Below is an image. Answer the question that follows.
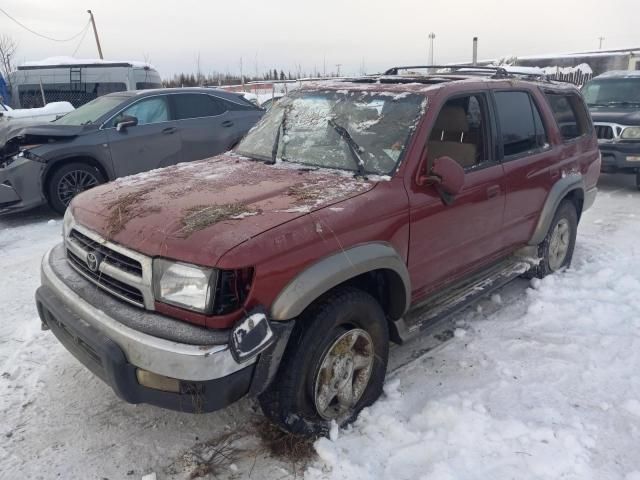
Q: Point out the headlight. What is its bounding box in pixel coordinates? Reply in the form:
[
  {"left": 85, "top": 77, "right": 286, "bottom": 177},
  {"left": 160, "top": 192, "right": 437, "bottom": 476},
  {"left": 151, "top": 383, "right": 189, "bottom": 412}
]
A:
[
  {"left": 62, "top": 207, "right": 74, "bottom": 238},
  {"left": 18, "top": 145, "right": 45, "bottom": 162},
  {"left": 621, "top": 127, "right": 640, "bottom": 140},
  {"left": 153, "top": 259, "right": 217, "bottom": 313}
]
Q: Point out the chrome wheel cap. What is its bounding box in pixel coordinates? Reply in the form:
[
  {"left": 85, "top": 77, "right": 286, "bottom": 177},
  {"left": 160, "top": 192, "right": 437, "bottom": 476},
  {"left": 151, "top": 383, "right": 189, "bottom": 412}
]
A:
[
  {"left": 313, "top": 329, "right": 374, "bottom": 421},
  {"left": 548, "top": 218, "right": 570, "bottom": 271}
]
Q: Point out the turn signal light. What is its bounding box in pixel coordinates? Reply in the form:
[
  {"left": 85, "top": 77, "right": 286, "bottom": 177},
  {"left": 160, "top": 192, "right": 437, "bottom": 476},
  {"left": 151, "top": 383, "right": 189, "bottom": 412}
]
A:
[{"left": 136, "top": 369, "right": 180, "bottom": 393}]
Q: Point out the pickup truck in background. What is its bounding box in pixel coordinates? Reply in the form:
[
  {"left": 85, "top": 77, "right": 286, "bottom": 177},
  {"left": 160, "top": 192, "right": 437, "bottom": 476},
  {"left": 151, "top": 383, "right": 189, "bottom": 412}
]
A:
[{"left": 583, "top": 70, "right": 640, "bottom": 188}]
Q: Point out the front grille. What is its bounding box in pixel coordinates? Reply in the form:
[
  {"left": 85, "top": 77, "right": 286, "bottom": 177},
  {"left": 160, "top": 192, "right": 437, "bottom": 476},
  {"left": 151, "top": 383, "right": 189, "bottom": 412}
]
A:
[
  {"left": 67, "top": 250, "right": 145, "bottom": 306},
  {"left": 595, "top": 124, "right": 614, "bottom": 140},
  {"left": 65, "top": 226, "right": 152, "bottom": 309},
  {"left": 70, "top": 229, "right": 142, "bottom": 276}
]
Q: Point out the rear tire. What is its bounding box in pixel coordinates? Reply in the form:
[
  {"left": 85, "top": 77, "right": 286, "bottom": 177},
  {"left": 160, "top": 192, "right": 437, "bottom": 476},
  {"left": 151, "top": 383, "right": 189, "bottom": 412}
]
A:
[
  {"left": 529, "top": 200, "right": 578, "bottom": 279},
  {"left": 46, "top": 162, "right": 105, "bottom": 215},
  {"left": 258, "top": 287, "right": 389, "bottom": 436}
]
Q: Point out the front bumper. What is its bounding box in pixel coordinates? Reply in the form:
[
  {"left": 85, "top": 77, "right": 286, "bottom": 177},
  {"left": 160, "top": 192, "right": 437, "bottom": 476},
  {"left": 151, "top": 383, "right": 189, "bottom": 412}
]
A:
[
  {"left": 37, "top": 245, "right": 258, "bottom": 412},
  {"left": 0, "top": 157, "right": 46, "bottom": 214},
  {"left": 598, "top": 142, "right": 640, "bottom": 173}
]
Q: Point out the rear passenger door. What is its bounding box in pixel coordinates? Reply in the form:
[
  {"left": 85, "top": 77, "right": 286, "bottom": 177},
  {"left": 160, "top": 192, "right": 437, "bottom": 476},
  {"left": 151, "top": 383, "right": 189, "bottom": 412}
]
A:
[
  {"left": 170, "top": 93, "right": 237, "bottom": 162},
  {"left": 408, "top": 92, "right": 507, "bottom": 300},
  {"left": 493, "top": 90, "right": 558, "bottom": 248}
]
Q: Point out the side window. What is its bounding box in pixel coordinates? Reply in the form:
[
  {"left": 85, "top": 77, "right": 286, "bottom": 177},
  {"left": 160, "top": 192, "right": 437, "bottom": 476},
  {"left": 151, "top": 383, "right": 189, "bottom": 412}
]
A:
[
  {"left": 494, "top": 91, "right": 548, "bottom": 158},
  {"left": 545, "top": 93, "right": 590, "bottom": 141},
  {"left": 173, "top": 94, "right": 226, "bottom": 120},
  {"left": 428, "top": 94, "right": 488, "bottom": 169},
  {"left": 112, "top": 96, "right": 169, "bottom": 126}
]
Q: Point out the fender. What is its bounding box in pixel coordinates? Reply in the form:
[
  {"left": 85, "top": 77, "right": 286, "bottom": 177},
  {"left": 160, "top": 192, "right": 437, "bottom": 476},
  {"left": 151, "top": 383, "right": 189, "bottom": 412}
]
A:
[
  {"left": 270, "top": 242, "right": 411, "bottom": 321},
  {"left": 528, "top": 173, "right": 584, "bottom": 246}
]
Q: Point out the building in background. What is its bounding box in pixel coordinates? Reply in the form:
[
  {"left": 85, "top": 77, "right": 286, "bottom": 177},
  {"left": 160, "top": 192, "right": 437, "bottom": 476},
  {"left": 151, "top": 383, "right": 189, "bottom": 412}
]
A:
[{"left": 484, "top": 47, "right": 640, "bottom": 85}]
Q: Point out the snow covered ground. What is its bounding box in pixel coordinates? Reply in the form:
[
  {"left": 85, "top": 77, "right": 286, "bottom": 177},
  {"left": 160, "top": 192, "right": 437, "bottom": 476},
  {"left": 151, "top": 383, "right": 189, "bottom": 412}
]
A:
[{"left": 1, "top": 174, "right": 640, "bottom": 479}]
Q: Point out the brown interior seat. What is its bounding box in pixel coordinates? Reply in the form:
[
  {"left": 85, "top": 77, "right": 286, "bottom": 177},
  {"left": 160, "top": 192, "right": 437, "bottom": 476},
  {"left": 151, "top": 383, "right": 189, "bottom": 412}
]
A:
[{"left": 428, "top": 106, "right": 477, "bottom": 168}]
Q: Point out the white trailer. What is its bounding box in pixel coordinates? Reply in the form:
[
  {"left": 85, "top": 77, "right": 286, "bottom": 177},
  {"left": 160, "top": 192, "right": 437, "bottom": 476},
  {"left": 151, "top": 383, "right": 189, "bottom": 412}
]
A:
[{"left": 8, "top": 57, "right": 162, "bottom": 109}]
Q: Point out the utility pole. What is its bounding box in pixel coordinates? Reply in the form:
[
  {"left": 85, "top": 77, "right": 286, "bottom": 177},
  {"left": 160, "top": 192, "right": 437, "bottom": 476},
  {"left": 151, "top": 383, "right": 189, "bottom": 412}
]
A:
[
  {"left": 335, "top": 63, "right": 342, "bottom": 77},
  {"left": 598, "top": 36, "right": 605, "bottom": 49},
  {"left": 428, "top": 32, "right": 436, "bottom": 65},
  {"left": 87, "top": 10, "right": 103, "bottom": 59}
]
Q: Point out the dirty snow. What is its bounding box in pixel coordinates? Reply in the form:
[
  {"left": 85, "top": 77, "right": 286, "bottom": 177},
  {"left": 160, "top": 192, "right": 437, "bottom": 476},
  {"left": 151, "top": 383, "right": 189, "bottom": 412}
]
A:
[{"left": 1, "top": 174, "right": 640, "bottom": 479}]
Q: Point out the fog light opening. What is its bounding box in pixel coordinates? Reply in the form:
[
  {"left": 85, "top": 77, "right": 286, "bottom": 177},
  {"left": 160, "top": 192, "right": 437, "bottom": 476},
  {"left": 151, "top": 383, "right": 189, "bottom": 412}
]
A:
[{"left": 136, "top": 369, "right": 181, "bottom": 393}]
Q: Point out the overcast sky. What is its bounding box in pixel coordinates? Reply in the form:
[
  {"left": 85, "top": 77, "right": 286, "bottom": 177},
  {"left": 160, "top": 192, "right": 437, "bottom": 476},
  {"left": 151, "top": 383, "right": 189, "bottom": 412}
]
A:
[{"left": 2, "top": 0, "right": 638, "bottom": 79}]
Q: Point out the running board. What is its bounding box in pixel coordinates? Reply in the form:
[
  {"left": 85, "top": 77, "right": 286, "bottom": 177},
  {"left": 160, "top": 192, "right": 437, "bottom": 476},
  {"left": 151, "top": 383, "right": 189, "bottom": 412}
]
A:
[{"left": 393, "top": 257, "right": 533, "bottom": 343}]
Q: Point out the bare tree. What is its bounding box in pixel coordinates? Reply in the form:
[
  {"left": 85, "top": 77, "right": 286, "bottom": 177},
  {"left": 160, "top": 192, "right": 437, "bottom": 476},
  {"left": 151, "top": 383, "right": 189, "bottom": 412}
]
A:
[{"left": 0, "top": 34, "right": 18, "bottom": 95}]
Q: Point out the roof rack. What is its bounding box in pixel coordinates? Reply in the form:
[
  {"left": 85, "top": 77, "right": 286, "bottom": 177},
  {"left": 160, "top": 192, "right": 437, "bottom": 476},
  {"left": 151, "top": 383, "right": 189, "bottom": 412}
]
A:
[{"left": 383, "top": 64, "right": 551, "bottom": 81}]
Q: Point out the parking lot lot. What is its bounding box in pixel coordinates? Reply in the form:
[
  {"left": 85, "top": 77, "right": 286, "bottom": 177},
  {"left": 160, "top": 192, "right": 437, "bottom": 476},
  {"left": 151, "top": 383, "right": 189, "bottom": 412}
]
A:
[{"left": 1, "top": 173, "right": 639, "bottom": 479}]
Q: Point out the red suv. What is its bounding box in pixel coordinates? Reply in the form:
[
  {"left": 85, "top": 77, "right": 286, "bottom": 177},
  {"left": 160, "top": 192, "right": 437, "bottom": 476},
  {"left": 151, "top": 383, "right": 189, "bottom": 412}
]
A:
[{"left": 35, "top": 66, "right": 600, "bottom": 435}]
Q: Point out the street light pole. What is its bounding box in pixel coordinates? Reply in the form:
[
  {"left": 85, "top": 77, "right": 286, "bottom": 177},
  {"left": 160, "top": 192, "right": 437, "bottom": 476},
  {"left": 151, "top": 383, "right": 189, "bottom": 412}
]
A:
[
  {"left": 87, "top": 10, "right": 104, "bottom": 59},
  {"left": 598, "top": 36, "right": 605, "bottom": 50}
]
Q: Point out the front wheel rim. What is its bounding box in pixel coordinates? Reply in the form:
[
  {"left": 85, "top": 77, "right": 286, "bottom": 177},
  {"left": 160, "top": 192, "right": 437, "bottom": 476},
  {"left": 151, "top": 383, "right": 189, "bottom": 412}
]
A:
[
  {"left": 313, "top": 328, "right": 374, "bottom": 421},
  {"left": 57, "top": 170, "right": 99, "bottom": 206},
  {"left": 548, "top": 218, "right": 571, "bottom": 271}
]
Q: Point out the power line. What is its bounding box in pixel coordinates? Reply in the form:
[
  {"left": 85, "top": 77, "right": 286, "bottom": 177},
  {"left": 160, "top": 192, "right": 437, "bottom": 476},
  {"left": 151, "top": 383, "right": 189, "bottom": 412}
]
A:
[
  {"left": 71, "top": 22, "right": 91, "bottom": 56},
  {"left": 0, "top": 7, "right": 89, "bottom": 42}
]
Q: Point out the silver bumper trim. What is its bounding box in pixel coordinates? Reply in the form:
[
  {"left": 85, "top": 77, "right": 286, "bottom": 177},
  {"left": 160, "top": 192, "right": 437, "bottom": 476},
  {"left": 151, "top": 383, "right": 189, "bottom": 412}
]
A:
[{"left": 41, "top": 246, "right": 254, "bottom": 381}]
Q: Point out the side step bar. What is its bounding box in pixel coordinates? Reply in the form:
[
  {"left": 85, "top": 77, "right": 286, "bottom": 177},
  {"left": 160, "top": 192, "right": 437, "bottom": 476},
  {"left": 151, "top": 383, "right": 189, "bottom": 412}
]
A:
[{"left": 393, "top": 257, "right": 533, "bottom": 343}]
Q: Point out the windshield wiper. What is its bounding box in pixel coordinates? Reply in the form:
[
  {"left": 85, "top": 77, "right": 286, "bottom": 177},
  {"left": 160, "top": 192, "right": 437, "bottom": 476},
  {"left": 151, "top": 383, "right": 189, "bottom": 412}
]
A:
[{"left": 327, "top": 119, "right": 367, "bottom": 178}]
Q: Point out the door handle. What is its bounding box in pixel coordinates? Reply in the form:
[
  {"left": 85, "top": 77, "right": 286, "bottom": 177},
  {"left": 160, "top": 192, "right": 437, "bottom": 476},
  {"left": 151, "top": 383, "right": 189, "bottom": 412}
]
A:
[
  {"left": 162, "top": 127, "right": 177, "bottom": 134},
  {"left": 487, "top": 185, "right": 500, "bottom": 199},
  {"left": 221, "top": 120, "right": 234, "bottom": 128}
]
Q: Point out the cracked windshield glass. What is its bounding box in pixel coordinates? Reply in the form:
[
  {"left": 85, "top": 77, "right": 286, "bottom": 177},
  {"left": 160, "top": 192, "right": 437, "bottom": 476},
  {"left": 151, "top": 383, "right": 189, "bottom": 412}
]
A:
[{"left": 236, "top": 90, "right": 425, "bottom": 175}]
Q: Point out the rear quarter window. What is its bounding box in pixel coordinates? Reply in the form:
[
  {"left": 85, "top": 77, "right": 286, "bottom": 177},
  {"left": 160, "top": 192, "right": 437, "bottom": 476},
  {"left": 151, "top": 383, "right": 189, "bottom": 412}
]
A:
[
  {"left": 545, "top": 92, "right": 591, "bottom": 141},
  {"left": 173, "top": 93, "right": 226, "bottom": 119},
  {"left": 223, "top": 96, "right": 260, "bottom": 111}
]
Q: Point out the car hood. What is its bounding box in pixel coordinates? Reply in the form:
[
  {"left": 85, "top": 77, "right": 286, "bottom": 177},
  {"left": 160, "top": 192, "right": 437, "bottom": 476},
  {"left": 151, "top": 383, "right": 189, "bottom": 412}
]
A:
[
  {"left": 71, "top": 154, "right": 377, "bottom": 267},
  {"left": 589, "top": 106, "right": 640, "bottom": 126},
  {"left": 0, "top": 123, "right": 88, "bottom": 157}
]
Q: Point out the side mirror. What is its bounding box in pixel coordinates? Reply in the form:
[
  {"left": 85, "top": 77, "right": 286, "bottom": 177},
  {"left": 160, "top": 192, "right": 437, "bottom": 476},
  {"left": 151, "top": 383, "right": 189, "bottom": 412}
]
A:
[
  {"left": 116, "top": 115, "right": 138, "bottom": 132},
  {"left": 417, "top": 156, "right": 465, "bottom": 205},
  {"left": 431, "top": 156, "right": 465, "bottom": 195}
]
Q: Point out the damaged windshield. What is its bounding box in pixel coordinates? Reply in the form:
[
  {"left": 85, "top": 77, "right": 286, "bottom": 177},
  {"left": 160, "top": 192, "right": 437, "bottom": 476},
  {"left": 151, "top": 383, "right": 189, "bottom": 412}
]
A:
[
  {"left": 54, "top": 95, "right": 128, "bottom": 126},
  {"left": 236, "top": 89, "right": 425, "bottom": 175}
]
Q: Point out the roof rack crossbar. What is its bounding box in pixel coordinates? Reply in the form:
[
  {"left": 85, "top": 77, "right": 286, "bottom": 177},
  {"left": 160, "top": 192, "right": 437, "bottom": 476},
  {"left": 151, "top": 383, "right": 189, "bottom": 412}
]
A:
[
  {"left": 384, "top": 65, "right": 509, "bottom": 76},
  {"left": 383, "top": 65, "right": 559, "bottom": 82}
]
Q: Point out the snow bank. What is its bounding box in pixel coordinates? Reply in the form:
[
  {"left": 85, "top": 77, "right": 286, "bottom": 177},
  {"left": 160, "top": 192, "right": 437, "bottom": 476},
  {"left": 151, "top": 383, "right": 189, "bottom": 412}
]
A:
[
  {"left": 0, "top": 101, "right": 74, "bottom": 120},
  {"left": 307, "top": 190, "right": 640, "bottom": 479}
]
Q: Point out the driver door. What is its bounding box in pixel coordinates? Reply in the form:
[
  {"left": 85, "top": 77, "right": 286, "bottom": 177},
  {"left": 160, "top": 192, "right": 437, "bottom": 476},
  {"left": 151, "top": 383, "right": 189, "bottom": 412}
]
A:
[
  {"left": 407, "top": 92, "right": 506, "bottom": 302},
  {"left": 106, "top": 95, "right": 182, "bottom": 177}
]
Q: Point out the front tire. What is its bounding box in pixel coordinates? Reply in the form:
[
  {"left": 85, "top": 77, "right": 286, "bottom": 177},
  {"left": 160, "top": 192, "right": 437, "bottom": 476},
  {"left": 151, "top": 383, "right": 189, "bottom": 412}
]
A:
[
  {"left": 530, "top": 200, "right": 578, "bottom": 279},
  {"left": 258, "top": 287, "right": 389, "bottom": 436},
  {"left": 47, "top": 162, "right": 105, "bottom": 215}
]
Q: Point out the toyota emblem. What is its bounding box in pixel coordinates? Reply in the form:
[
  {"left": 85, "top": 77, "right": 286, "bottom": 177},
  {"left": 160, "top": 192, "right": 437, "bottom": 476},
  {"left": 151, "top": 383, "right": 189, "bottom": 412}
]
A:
[{"left": 86, "top": 252, "right": 102, "bottom": 272}]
